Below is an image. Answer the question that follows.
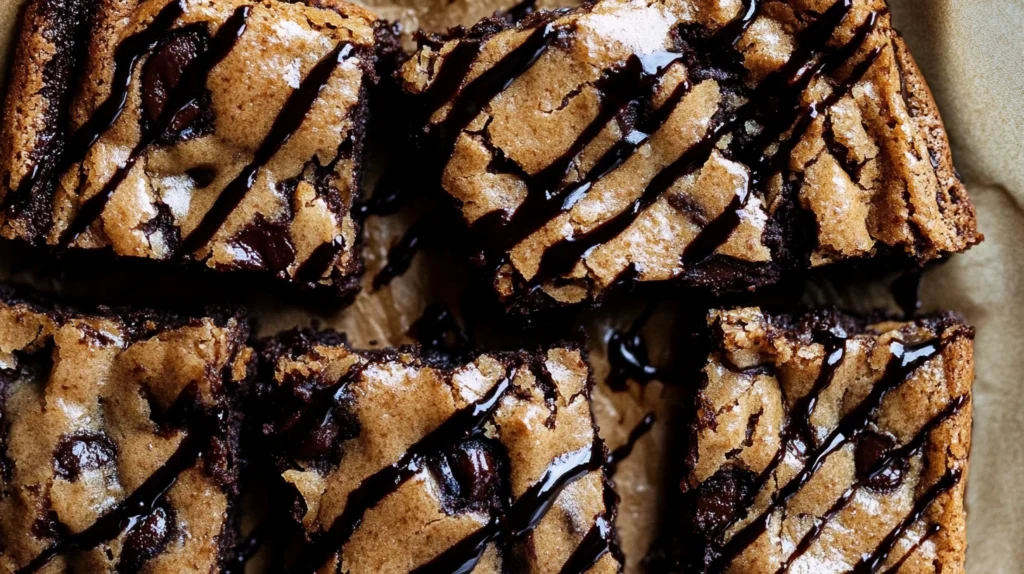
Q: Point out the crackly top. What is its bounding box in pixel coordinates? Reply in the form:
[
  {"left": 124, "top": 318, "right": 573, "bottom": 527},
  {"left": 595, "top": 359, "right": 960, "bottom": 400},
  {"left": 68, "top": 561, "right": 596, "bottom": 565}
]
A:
[
  {"left": 255, "top": 330, "right": 620, "bottom": 574},
  {"left": 0, "top": 0, "right": 385, "bottom": 295},
  {"left": 660, "top": 307, "right": 972, "bottom": 573},
  {"left": 398, "top": 0, "right": 981, "bottom": 311},
  {"left": 0, "top": 287, "right": 251, "bottom": 573}
]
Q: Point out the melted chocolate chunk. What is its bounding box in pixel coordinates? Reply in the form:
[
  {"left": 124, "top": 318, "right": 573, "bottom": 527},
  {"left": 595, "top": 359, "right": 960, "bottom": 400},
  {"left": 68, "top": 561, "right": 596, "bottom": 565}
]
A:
[
  {"left": 141, "top": 28, "right": 213, "bottom": 142},
  {"left": 228, "top": 216, "right": 297, "bottom": 276},
  {"left": 53, "top": 432, "right": 117, "bottom": 481},
  {"left": 431, "top": 439, "right": 502, "bottom": 512},
  {"left": 855, "top": 431, "right": 907, "bottom": 492},
  {"left": 116, "top": 506, "right": 174, "bottom": 573},
  {"left": 689, "top": 467, "right": 756, "bottom": 535}
]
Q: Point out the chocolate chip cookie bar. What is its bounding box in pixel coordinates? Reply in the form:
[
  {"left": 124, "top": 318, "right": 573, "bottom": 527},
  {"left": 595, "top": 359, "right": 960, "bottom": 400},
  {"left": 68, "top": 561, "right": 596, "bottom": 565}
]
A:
[
  {"left": 657, "top": 307, "right": 972, "bottom": 573},
  {"left": 398, "top": 0, "right": 980, "bottom": 312},
  {"left": 254, "top": 330, "right": 620, "bottom": 573},
  {"left": 0, "top": 0, "right": 390, "bottom": 295}
]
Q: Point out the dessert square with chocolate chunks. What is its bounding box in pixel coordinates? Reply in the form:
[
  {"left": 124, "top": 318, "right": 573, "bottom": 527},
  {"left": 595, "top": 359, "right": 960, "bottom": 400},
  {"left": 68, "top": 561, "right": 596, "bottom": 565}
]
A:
[
  {"left": 254, "top": 331, "right": 621, "bottom": 573},
  {"left": 656, "top": 307, "right": 972, "bottom": 573},
  {"left": 397, "top": 0, "right": 980, "bottom": 312},
  {"left": 0, "top": 286, "right": 252, "bottom": 572},
  {"left": 0, "top": 0, "right": 388, "bottom": 296}
]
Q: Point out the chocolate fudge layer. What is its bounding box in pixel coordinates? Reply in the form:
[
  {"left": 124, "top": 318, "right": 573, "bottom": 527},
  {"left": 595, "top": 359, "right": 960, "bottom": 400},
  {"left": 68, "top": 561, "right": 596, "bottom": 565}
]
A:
[
  {"left": 255, "top": 330, "right": 621, "bottom": 573},
  {"left": 0, "top": 0, "right": 388, "bottom": 295},
  {"left": 0, "top": 286, "right": 251, "bottom": 572},
  {"left": 655, "top": 307, "right": 972, "bottom": 573},
  {"left": 398, "top": 0, "right": 980, "bottom": 311}
]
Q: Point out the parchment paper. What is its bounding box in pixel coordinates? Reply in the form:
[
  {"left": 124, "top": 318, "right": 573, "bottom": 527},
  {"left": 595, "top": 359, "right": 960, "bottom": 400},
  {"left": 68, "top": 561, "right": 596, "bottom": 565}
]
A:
[{"left": 0, "top": 0, "right": 1021, "bottom": 572}]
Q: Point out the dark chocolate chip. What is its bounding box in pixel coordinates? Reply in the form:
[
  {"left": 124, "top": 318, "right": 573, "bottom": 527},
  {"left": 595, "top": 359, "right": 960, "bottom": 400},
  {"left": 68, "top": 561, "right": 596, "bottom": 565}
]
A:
[
  {"left": 689, "top": 466, "right": 755, "bottom": 535},
  {"left": 116, "top": 505, "right": 174, "bottom": 573},
  {"left": 53, "top": 432, "right": 117, "bottom": 481},
  {"left": 856, "top": 431, "right": 907, "bottom": 492}
]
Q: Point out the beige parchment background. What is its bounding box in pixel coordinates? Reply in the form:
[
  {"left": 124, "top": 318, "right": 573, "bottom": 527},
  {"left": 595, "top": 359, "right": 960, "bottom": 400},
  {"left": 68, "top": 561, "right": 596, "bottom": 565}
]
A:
[{"left": 0, "top": 0, "right": 1021, "bottom": 572}]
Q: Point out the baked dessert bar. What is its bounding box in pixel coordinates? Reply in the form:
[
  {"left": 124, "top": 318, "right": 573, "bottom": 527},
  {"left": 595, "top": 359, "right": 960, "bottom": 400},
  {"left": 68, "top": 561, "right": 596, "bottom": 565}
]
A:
[
  {"left": 254, "top": 330, "right": 621, "bottom": 573},
  {"left": 0, "top": 0, "right": 389, "bottom": 295},
  {"left": 0, "top": 286, "right": 251, "bottom": 572},
  {"left": 659, "top": 307, "right": 972, "bottom": 573},
  {"left": 398, "top": 0, "right": 981, "bottom": 312}
]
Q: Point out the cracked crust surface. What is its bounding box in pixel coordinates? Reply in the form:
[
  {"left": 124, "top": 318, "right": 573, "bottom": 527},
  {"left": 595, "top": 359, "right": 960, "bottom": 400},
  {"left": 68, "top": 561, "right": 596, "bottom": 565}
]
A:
[
  {"left": 254, "top": 331, "right": 620, "bottom": 573},
  {"left": 661, "top": 307, "right": 972, "bottom": 573},
  {"left": 0, "top": 286, "right": 252, "bottom": 573},
  {"left": 399, "top": 0, "right": 981, "bottom": 311},
  {"left": 0, "top": 0, "right": 385, "bottom": 296}
]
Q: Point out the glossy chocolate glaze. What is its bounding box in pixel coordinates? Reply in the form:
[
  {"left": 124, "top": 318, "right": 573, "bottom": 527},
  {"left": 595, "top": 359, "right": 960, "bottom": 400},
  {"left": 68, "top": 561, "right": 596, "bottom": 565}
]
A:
[
  {"left": 777, "top": 394, "right": 969, "bottom": 574},
  {"left": 412, "top": 441, "right": 604, "bottom": 573},
  {"left": 606, "top": 412, "right": 656, "bottom": 476},
  {"left": 850, "top": 468, "right": 962, "bottom": 573},
  {"left": 606, "top": 306, "right": 673, "bottom": 391},
  {"left": 557, "top": 513, "right": 615, "bottom": 574},
  {"left": 533, "top": 1, "right": 874, "bottom": 284}
]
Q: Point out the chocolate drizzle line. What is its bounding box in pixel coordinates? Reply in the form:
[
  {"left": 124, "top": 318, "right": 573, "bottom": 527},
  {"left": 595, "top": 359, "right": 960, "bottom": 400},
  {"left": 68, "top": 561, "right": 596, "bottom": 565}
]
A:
[
  {"left": 851, "top": 468, "right": 963, "bottom": 573},
  {"left": 62, "top": 5, "right": 252, "bottom": 244},
  {"left": 6, "top": 0, "right": 185, "bottom": 214},
  {"left": 179, "top": 42, "right": 355, "bottom": 256},
  {"left": 776, "top": 393, "right": 969, "bottom": 573},
  {"left": 557, "top": 513, "right": 615, "bottom": 574},
  {"left": 412, "top": 442, "right": 604, "bottom": 574},
  {"left": 294, "top": 370, "right": 515, "bottom": 572},
  {"left": 880, "top": 523, "right": 941, "bottom": 574},
  {"left": 17, "top": 429, "right": 205, "bottom": 574},
  {"left": 470, "top": 50, "right": 685, "bottom": 256},
  {"left": 706, "top": 332, "right": 961, "bottom": 573},
  {"left": 606, "top": 306, "right": 673, "bottom": 391},
  {"left": 295, "top": 238, "right": 344, "bottom": 283},
  {"left": 371, "top": 214, "right": 431, "bottom": 289},
  {"left": 467, "top": 1, "right": 764, "bottom": 258},
  {"left": 533, "top": 0, "right": 876, "bottom": 284},
  {"left": 606, "top": 412, "right": 656, "bottom": 476}
]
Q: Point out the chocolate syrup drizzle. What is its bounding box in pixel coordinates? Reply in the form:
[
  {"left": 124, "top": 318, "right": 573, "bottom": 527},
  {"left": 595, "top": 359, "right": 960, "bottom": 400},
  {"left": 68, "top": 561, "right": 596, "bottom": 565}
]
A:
[
  {"left": 533, "top": 0, "right": 877, "bottom": 284},
  {"left": 411, "top": 0, "right": 885, "bottom": 296},
  {"left": 605, "top": 412, "right": 656, "bottom": 476},
  {"left": 17, "top": 428, "right": 206, "bottom": 574},
  {"left": 62, "top": 5, "right": 252, "bottom": 243},
  {"left": 880, "top": 523, "right": 941, "bottom": 574},
  {"left": 776, "top": 394, "right": 969, "bottom": 573},
  {"left": 295, "top": 238, "right": 345, "bottom": 283},
  {"left": 705, "top": 330, "right": 965, "bottom": 573},
  {"left": 372, "top": 214, "right": 432, "bottom": 289},
  {"left": 179, "top": 41, "right": 354, "bottom": 255},
  {"left": 412, "top": 441, "right": 604, "bottom": 574},
  {"left": 606, "top": 306, "right": 673, "bottom": 391},
  {"left": 293, "top": 370, "right": 517, "bottom": 572},
  {"left": 851, "top": 468, "right": 962, "bottom": 573},
  {"left": 5, "top": 0, "right": 185, "bottom": 214},
  {"left": 556, "top": 513, "right": 615, "bottom": 574}
]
